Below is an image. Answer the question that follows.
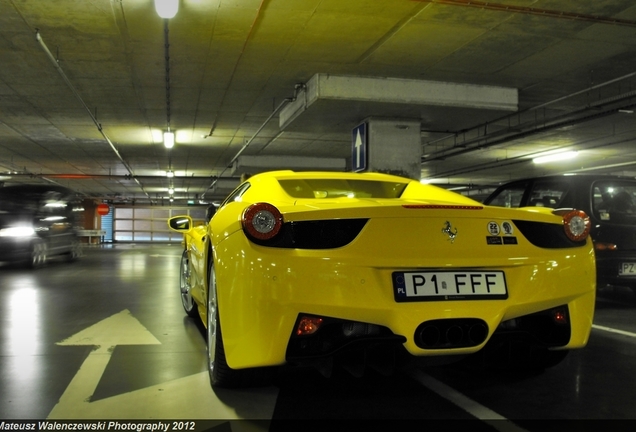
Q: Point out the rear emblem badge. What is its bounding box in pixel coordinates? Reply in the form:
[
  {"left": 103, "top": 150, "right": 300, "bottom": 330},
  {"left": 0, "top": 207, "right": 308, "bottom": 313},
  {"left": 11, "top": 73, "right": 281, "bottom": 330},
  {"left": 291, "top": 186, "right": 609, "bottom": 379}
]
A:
[{"left": 442, "top": 221, "right": 458, "bottom": 243}]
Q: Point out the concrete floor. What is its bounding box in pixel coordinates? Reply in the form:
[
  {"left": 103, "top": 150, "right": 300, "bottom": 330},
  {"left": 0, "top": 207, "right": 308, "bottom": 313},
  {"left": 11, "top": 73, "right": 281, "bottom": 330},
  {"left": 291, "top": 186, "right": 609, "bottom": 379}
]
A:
[{"left": 2, "top": 243, "right": 636, "bottom": 427}]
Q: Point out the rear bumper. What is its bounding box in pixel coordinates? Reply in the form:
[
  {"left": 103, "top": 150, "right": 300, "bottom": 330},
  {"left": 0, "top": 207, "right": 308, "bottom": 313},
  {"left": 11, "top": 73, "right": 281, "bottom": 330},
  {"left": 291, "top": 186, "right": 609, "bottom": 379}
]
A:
[
  {"left": 214, "top": 231, "right": 596, "bottom": 370},
  {"left": 285, "top": 304, "right": 574, "bottom": 363}
]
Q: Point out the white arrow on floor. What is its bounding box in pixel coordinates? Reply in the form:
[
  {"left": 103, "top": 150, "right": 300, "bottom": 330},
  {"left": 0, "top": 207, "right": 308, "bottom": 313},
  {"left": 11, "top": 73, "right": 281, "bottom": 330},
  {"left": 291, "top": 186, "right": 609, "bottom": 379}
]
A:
[
  {"left": 47, "top": 309, "right": 279, "bottom": 420},
  {"left": 47, "top": 309, "right": 161, "bottom": 418}
]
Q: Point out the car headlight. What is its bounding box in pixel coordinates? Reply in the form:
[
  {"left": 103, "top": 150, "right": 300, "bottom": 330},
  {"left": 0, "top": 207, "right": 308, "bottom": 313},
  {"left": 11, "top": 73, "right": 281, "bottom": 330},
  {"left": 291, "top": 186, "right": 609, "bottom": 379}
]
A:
[{"left": 0, "top": 226, "right": 36, "bottom": 238}]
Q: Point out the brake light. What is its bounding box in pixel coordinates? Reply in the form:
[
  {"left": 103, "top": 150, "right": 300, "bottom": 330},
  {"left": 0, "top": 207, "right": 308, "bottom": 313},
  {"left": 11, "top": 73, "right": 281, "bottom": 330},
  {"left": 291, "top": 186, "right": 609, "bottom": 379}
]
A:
[
  {"left": 554, "top": 209, "right": 590, "bottom": 242},
  {"left": 242, "top": 203, "right": 283, "bottom": 241}
]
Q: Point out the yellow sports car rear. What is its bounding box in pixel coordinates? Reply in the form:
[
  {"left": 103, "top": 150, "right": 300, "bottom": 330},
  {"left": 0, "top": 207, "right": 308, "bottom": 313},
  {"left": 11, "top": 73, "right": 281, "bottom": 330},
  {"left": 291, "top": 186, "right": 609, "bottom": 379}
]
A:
[{"left": 169, "top": 170, "right": 595, "bottom": 388}]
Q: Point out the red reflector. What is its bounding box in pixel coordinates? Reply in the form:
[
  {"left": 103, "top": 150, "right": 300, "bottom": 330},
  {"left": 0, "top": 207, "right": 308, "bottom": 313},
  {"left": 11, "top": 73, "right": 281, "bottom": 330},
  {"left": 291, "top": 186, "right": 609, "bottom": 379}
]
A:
[
  {"left": 296, "top": 316, "right": 324, "bottom": 336},
  {"left": 402, "top": 205, "right": 483, "bottom": 210},
  {"left": 553, "top": 309, "right": 568, "bottom": 325}
]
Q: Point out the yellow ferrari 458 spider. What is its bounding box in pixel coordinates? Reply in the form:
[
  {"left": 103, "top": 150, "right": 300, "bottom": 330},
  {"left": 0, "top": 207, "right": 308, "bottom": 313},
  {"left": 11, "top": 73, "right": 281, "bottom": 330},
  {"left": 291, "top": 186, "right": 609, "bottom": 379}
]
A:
[{"left": 168, "top": 170, "right": 596, "bottom": 388}]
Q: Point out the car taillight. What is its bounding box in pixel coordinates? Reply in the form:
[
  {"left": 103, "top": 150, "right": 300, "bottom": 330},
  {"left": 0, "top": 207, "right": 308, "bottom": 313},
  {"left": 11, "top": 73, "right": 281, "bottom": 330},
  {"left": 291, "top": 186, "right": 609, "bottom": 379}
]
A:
[
  {"left": 242, "top": 203, "right": 283, "bottom": 241},
  {"left": 553, "top": 209, "right": 590, "bottom": 242},
  {"left": 594, "top": 242, "right": 617, "bottom": 251}
]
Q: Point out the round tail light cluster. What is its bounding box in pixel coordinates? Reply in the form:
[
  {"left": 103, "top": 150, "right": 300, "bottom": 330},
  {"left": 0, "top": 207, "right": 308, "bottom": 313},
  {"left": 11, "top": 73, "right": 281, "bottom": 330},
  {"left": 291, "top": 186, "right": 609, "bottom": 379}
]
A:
[
  {"left": 553, "top": 209, "right": 590, "bottom": 242},
  {"left": 242, "top": 202, "right": 283, "bottom": 241}
]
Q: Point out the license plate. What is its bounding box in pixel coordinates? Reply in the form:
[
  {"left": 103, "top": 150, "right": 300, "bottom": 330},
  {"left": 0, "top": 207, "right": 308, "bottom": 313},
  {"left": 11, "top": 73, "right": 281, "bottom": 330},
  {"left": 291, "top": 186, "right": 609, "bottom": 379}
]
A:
[
  {"left": 619, "top": 263, "right": 636, "bottom": 276},
  {"left": 393, "top": 270, "right": 508, "bottom": 302}
]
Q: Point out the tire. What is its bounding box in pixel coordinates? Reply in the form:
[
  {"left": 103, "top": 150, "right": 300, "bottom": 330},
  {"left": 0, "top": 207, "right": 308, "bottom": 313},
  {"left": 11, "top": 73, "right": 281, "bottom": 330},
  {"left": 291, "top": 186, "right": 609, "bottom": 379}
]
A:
[
  {"left": 180, "top": 250, "right": 198, "bottom": 317},
  {"left": 29, "top": 240, "right": 48, "bottom": 268},
  {"left": 206, "top": 259, "right": 273, "bottom": 388},
  {"left": 206, "top": 260, "right": 234, "bottom": 387}
]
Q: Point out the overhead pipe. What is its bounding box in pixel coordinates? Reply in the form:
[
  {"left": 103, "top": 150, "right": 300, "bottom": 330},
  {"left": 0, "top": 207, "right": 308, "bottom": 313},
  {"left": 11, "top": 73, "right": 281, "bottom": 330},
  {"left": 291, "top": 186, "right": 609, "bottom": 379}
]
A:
[
  {"left": 424, "top": 98, "right": 636, "bottom": 164},
  {"left": 201, "top": 83, "right": 306, "bottom": 199},
  {"left": 422, "top": 71, "right": 636, "bottom": 162},
  {"left": 34, "top": 30, "right": 153, "bottom": 202},
  {"left": 427, "top": 138, "right": 631, "bottom": 182},
  {"left": 427, "top": 105, "right": 636, "bottom": 178},
  {"left": 424, "top": 70, "right": 636, "bottom": 150},
  {"left": 0, "top": 173, "right": 242, "bottom": 181},
  {"left": 427, "top": 119, "right": 636, "bottom": 180}
]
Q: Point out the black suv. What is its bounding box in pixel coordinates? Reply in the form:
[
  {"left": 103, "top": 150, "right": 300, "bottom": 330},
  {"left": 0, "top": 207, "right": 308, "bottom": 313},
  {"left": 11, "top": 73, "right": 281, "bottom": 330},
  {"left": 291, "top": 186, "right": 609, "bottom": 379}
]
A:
[
  {"left": 0, "top": 184, "right": 83, "bottom": 267},
  {"left": 484, "top": 175, "right": 636, "bottom": 293}
]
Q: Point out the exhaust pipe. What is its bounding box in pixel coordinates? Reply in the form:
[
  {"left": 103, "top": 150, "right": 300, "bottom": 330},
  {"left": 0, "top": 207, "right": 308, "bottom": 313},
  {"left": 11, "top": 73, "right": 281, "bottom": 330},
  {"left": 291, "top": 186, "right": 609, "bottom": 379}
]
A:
[
  {"left": 418, "top": 325, "right": 441, "bottom": 347},
  {"left": 468, "top": 323, "right": 488, "bottom": 345},
  {"left": 446, "top": 325, "right": 464, "bottom": 345},
  {"left": 415, "top": 319, "right": 489, "bottom": 349}
]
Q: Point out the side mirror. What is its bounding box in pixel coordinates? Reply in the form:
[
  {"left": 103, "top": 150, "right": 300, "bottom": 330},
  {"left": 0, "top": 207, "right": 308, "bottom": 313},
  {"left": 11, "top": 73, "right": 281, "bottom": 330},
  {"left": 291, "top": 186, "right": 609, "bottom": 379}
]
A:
[{"left": 168, "top": 215, "right": 193, "bottom": 232}]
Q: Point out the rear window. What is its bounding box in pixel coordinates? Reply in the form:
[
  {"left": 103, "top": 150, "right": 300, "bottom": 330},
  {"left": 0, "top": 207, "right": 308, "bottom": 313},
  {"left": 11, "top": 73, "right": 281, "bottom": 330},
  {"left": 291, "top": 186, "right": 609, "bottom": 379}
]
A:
[
  {"left": 592, "top": 181, "right": 636, "bottom": 224},
  {"left": 486, "top": 180, "right": 570, "bottom": 209},
  {"left": 278, "top": 179, "right": 408, "bottom": 199},
  {"left": 526, "top": 180, "right": 570, "bottom": 208},
  {"left": 486, "top": 182, "right": 527, "bottom": 208}
]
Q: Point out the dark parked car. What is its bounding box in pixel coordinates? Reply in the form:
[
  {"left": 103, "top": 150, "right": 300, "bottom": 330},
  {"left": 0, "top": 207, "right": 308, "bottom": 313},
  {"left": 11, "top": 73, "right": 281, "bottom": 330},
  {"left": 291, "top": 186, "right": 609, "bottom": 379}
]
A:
[
  {"left": 484, "top": 174, "right": 636, "bottom": 293},
  {"left": 0, "top": 184, "right": 83, "bottom": 267}
]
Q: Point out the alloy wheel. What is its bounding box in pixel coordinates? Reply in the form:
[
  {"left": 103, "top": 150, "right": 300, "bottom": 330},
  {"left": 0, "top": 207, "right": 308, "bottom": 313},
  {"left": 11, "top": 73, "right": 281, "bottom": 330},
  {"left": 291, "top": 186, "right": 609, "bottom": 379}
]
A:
[
  {"left": 179, "top": 252, "right": 195, "bottom": 312},
  {"left": 207, "top": 264, "right": 218, "bottom": 377}
]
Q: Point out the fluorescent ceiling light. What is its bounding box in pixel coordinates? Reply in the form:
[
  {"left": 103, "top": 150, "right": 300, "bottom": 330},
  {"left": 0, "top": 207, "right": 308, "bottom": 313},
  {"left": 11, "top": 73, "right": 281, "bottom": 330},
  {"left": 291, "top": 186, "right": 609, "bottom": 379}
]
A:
[
  {"left": 155, "top": 0, "right": 179, "bottom": 19},
  {"left": 533, "top": 151, "right": 578, "bottom": 164},
  {"left": 163, "top": 131, "right": 175, "bottom": 149}
]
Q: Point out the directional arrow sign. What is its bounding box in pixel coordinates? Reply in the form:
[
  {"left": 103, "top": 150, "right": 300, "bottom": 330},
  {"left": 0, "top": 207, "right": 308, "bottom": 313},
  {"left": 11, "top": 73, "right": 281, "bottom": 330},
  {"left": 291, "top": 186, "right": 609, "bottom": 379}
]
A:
[
  {"left": 48, "top": 309, "right": 161, "bottom": 418},
  {"left": 352, "top": 122, "right": 367, "bottom": 172}
]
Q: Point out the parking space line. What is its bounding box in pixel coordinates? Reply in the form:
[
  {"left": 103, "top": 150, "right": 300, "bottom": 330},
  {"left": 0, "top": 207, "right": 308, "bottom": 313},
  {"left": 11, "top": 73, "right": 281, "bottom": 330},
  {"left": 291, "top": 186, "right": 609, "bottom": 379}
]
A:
[
  {"left": 409, "top": 369, "right": 529, "bottom": 432},
  {"left": 592, "top": 324, "right": 636, "bottom": 338}
]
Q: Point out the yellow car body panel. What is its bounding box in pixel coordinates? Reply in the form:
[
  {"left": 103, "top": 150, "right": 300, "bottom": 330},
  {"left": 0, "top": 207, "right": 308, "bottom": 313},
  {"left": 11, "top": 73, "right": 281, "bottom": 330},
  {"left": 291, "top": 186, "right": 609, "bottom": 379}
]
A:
[{"left": 169, "top": 170, "right": 596, "bottom": 371}]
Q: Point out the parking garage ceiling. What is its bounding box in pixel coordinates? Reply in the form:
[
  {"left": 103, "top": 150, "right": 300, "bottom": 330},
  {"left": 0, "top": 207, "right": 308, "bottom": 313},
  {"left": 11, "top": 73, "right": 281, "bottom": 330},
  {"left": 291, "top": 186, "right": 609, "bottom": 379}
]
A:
[{"left": 2, "top": 0, "right": 636, "bottom": 203}]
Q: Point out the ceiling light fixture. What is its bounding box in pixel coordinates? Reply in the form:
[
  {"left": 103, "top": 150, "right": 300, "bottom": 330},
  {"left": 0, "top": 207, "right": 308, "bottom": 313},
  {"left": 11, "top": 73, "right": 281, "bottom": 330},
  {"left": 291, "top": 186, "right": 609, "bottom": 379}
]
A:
[
  {"left": 166, "top": 170, "right": 174, "bottom": 178},
  {"left": 533, "top": 151, "right": 578, "bottom": 164},
  {"left": 168, "top": 188, "right": 174, "bottom": 195},
  {"left": 163, "top": 131, "right": 175, "bottom": 149},
  {"left": 154, "top": 0, "right": 179, "bottom": 19}
]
